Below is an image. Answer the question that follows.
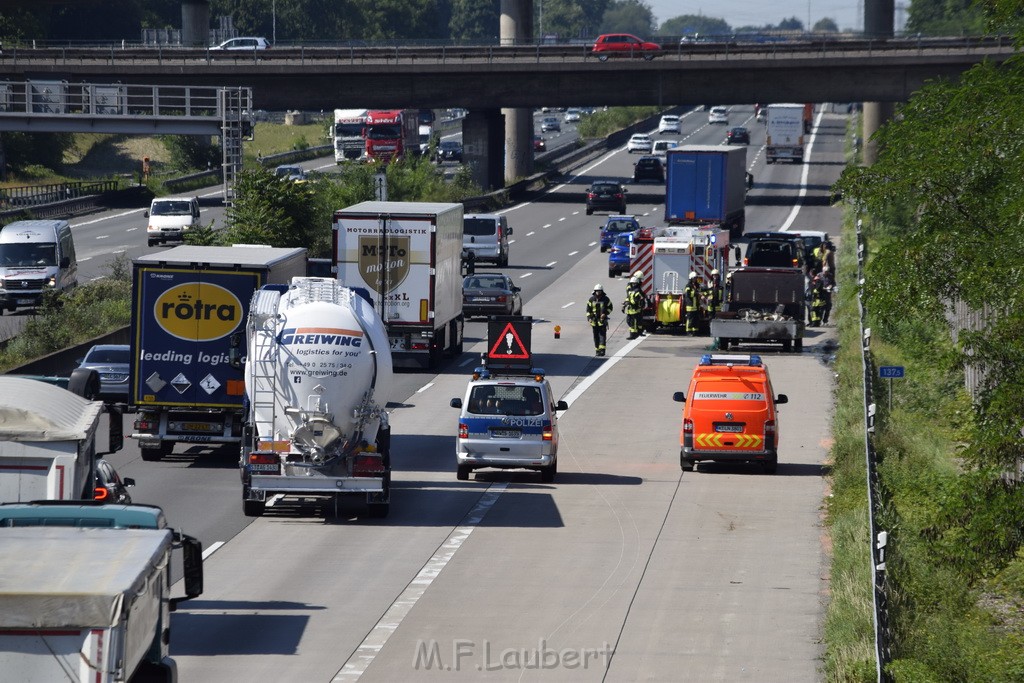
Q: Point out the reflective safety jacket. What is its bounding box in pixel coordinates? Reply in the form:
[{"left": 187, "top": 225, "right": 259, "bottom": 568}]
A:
[
  {"left": 624, "top": 285, "right": 647, "bottom": 315},
  {"left": 587, "top": 294, "right": 613, "bottom": 326}
]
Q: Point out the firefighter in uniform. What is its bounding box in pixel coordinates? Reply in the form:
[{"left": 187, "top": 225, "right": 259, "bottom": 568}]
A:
[
  {"left": 623, "top": 273, "right": 648, "bottom": 340},
  {"left": 683, "top": 271, "right": 701, "bottom": 335},
  {"left": 586, "top": 283, "right": 614, "bottom": 356},
  {"left": 705, "top": 269, "right": 723, "bottom": 318},
  {"left": 809, "top": 274, "right": 827, "bottom": 327}
]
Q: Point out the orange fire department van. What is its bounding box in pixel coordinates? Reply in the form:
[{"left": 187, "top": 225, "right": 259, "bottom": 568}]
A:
[{"left": 671, "top": 354, "right": 788, "bottom": 473}]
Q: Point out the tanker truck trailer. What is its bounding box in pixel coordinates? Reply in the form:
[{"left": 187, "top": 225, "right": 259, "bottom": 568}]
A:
[{"left": 240, "top": 277, "right": 394, "bottom": 518}]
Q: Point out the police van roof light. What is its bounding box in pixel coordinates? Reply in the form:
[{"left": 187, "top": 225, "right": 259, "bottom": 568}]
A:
[{"left": 699, "top": 354, "right": 762, "bottom": 367}]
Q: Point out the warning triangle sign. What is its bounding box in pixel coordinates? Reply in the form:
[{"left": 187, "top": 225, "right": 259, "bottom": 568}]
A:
[{"left": 488, "top": 321, "right": 530, "bottom": 359}]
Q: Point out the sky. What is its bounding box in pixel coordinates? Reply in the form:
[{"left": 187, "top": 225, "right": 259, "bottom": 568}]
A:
[{"left": 645, "top": 0, "right": 883, "bottom": 34}]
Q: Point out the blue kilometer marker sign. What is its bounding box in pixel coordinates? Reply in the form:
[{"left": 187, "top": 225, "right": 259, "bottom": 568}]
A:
[{"left": 879, "top": 366, "right": 905, "bottom": 378}]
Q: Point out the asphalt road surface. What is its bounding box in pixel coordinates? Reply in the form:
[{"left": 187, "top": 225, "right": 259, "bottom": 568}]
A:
[{"left": 82, "top": 105, "right": 846, "bottom": 681}]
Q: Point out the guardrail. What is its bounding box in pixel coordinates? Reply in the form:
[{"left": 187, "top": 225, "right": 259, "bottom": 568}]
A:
[
  {"left": 0, "top": 35, "right": 1012, "bottom": 67},
  {"left": 855, "top": 216, "right": 894, "bottom": 682}
]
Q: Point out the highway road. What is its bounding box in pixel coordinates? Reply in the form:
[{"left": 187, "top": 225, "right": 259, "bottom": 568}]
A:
[{"left": 41, "top": 104, "right": 845, "bottom": 680}]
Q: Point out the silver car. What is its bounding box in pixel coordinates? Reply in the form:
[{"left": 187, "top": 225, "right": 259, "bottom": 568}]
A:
[{"left": 77, "top": 344, "right": 130, "bottom": 402}]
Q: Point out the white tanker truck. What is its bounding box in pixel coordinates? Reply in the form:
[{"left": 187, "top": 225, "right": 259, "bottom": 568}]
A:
[{"left": 238, "top": 277, "right": 394, "bottom": 518}]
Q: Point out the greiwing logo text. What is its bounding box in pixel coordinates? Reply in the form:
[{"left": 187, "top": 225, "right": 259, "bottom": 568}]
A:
[{"left": 358, "top": 235, "right": 410, "bottom": 294}]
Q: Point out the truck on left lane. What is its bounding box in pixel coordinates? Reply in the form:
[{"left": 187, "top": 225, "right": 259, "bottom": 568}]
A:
[{"left": 0, "top": 501, "right": 204, "bottom": 683}]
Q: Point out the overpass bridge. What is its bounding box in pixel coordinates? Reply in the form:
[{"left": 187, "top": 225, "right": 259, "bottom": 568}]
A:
[{"left": 0, "top": 36, "right": 1015, "bottom": 189}]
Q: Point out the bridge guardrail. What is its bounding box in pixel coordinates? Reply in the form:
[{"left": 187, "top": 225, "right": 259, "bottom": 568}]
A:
[{"left": 0, "top": 35, "right": 1012, "bottom": 67}]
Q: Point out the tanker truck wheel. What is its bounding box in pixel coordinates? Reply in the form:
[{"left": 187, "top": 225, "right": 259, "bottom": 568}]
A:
[
  {"left": 365, "top": 472, "right": 390, "bottom": 519},
  {"left": 243, "top": 495, "right": 266, "bottom": 518},
  {"left": 68, "top": 368, "right": 101, "bottom": 400},
  {"left": 457, "top": 465, "right": 471, "bottom": 481}
]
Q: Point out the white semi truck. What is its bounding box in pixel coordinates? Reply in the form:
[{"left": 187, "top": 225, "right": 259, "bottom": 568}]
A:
[
  {"left": 333, "top": 201, "right": 465, "bottom": 369},
  {"left": 765, "top": 103, "right": 806, "bottom": 164},
  {"left": 333, "top": 108, "right": 369, "bottom": 162},
  {"left": 238, "top": 277, "right": 395, "bottom": 518},
  {"left": 0, "top": 376, "right": 123, "bottom": 502}
]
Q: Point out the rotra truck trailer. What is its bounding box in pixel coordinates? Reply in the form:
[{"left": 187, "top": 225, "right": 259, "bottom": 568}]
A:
[
  {"left": 129, "top": 245, "right": 307, "bottom": 461},
  {"left": 664, "top": 145, "right": 747, "bottom": 237},
  {"left": 332, "top": 201, "right": 465, "bottom": 370}
]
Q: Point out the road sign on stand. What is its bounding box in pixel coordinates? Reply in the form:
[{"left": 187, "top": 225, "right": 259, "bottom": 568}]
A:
[
  {"left": 486, "top": 316, "right": 532, "bottom": 372},
  {"left": 879, "top": 365, "right": 905, "bottom": 410}
]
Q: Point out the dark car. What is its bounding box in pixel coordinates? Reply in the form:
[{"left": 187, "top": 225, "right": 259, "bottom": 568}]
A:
[
  {"left": 726, "top": 126, "right": 750, "bottom": 145},
  {"left": 76, "top": 344, "right": 130, "bottom": 402},
  {"left": 533, "top": 135, "right": 546, "bottom": 152},
  {"left": 743, "top": 232, "right": 806, "bottom": 270},
  {"left": 435, "top": 140, "right": 463, "bottom": 163},
  {"left": 608, "top": 232, "right": 635, "bottom": 278},
  {"left": 633, "top": 156, "right": 664, "bottom": 183},
  {"left": 599, "top": 215, "right": 641, "bottom": 253},
  {"left": 94, "top": 459, "right": 135, "bottom": 504},
  {"left": 586, "top": 180, "right": 627, "bottom": 216},
  {"left": 462, "top": 273, "right": 523, "bottom": 319}
]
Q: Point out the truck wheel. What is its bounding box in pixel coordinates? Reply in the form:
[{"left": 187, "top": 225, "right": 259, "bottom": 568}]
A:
[
  {"left": 680, "top": 452, "right": 695, "bottom": 472},
  {"left": 68, "top": 368, "right": 101, "bottom": 400},
  {"left": 608, "top": 268, "right": 616, "bottom": 278},
  {"left": 498, "top": 254, "right": 509, "bottom": 267},
  {"left": 717, "top": 338, "right": 729, "bottom": 350},
  {"left": 130, "top": 659, "right": 174, "bottom": 683},
  {"left": 795, "top": 339, "right": 803, "bottom": 351},
  {"left": 539, "top": 460, "right": 556, "bottom": 483},
  {"left": 782, "top": 340, "right": 793, "bottom": 352},
  {"left": 457, "top": 465, "right": 471, "bottom": 481},
  {"left": 586, "top": 208, "right": 593, "bottom": 215},
  {"left": 140, "top": 445, "right": 163, "bottom": 462},
  {"left": 243, "top": 498, "right": 266, "bottom": 517},
  {"left": 366, "top": 501, "right": 389, "bottom": 518},
  {"left": 763, "top": 454, "right": 778, "bottom": 475},
  {"left": 767, "top": 157, "right": 775, "bottom": 165},
  {"left": 600, "top": 245, "right": 608, "bottom": 253}
]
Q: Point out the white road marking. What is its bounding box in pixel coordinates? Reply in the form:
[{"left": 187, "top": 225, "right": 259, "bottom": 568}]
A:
[
  {"left": 558, "top": 217, "right": 566, "bottom": 222},
  {"left": 509, "top": 239, "right": 516, "bottom": 244},
  {"left": 72, "top": 209, "right": 143, "bottom": 227},
  {"left": 126, "top": 227, "right": 138, "bottom": 232},
  {"left": 572, "top": 210, "right": 580, "bottom": 215},
  {"left": 561, "top": 301, "right": 575, "bottom": 308},
  {"left": 568, "top": 250, "right": 579, "bottom": 256},
  {"left": 201, "top": 541, "right": 224, "bottom": 560},
  {"left": 546, "top": 261, "right": 557, "bottom": 267},
  {"left": 562, "top": 335, "right": 645, "bottom": 407},
  {"left": 96, "top": 235, "right": 109, "bottom": 239},
  {"left": 542, "top": 224, "right": 552, "bottom": 229},
  {"left": 266, "top": 494, "right": 285, "bottom": 507},
  {"left": 332, "top": 483, "right": 509, "bottom": 681},
  {"left": 520, "top": 272, "right": 533, "bottom": 278},
  {"left": 458, "top": 356, "right": 475, "bottom": 367},
  {"left": 526, "top": 231, "right": 536, "bottom": 236},
  {"left": 416, "top": 382, "right": 434, "bottom": 393},
  {"left": 778, "top": 108, "right": 824, "bottom": 232},
  {"left": 588, "top": 241, "right": 598, "bottom": 247}
]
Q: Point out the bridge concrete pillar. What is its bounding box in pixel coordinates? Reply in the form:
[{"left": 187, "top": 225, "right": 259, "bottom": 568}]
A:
[
  {"left": 861, "top": 0, "right": 894, "bottom": 165},
  {"left": 464, "top": 109, "right": 505, "bottom": 191},
  {"left": 501, "top": 0, "right": 534, "bottom": 183},
  {"left": 862, "top": 102, "right": 894, "bottom": 166},
  {"left": 182, "top": 0, "right": 211, "bottom": 48}
]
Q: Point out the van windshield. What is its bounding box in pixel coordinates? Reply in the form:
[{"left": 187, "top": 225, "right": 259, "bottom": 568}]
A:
[
  {"left": 0, "top": 243, "right": 58, "bottom": 267},
  {"left": 467, "top": 385, "right": 544, "bottom": 416},
  {"left": 151, "top": 201, "right": 193, "bottom": 216},
  {"left": 464, "top": 218, "right": 497, "bottom": 237}
]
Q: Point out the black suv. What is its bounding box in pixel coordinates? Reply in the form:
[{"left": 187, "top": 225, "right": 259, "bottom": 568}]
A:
[
  {"left": 743, "top": 232, "right": 806, "bottom": 270},
  {"left": 726, "top": 126, "right": 750, "bottom": 145},
  {"left": 632, "top": 156, "right": 664, "bottom": 183},
  {"left": 586, "top": 180, "right": 627, "bottom": 215}
]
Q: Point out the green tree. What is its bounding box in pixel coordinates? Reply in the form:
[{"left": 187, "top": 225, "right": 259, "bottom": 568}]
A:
[
  {"left": 160, "top": 135, "right": 220, "bottom": 173},
  {"left": 775, "top": 16, "right": 804, "bottom": 31},
  {"left": 659, "top": 15, "right": 731, "bottom": 38},
  {"left": 906, "top": 0, "right": 986, "bottom": 35},
  {"left": 599, "top": 0, "right": 655, "bottom": 36},
  {"left": 450, "top": 0, "right": 500, "bottom": 42},
  {"left": 811, "top": 17, "right": 838, "bottom": 33},
  {"left": 0, "top": 132, "right": 75, "bottom": 177}
]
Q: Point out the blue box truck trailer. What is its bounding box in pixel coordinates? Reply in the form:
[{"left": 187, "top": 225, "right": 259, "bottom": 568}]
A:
[
  {"left": 664, "top": 145, "right": 747, "bottom": 237},
  {"left": 128, "top": 245, "right": 307, "bottom": 461}
]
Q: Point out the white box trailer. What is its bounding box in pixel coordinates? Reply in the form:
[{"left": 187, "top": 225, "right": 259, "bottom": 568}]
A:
[
  {"left": 0, "top": 377, "right": 119, "bottom": 502},
  {"left": 0, "top": 527, "right": 182, "bottom": 682},
  {"left": 765, "top": 103, "right": 805, "bottom": 164},
  {"left": 332, "top": 201, "right": 465, "bottom": 369}
]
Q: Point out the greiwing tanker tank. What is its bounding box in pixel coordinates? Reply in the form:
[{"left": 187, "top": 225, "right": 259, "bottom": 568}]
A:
[{"left": 239, "top": 277, "right": 394, "bottom": 518}]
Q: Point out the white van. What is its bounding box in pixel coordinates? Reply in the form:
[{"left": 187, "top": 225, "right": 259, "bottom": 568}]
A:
[
  {"left": 144, "top": 196, "right": 201, "bottom": 247},
  {"left": 0, "top": 219, "right": 78, "bottom": 313},
  {"left": 463, "top": 213, "right": 512, "bottom": 267}
]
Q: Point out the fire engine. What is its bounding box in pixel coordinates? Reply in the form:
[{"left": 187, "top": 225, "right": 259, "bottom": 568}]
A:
[
  {"left": 628, "top": 226, "right": 731, "bottom": 333},
  {"left": 364, "top": 109, "right": 420, "bottom": 163}
]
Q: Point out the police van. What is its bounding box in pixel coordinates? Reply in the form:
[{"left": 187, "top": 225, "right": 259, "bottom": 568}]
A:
[
  {"left": 672, "top": 354, "right": 788, "bottom": 474},
  {"left": 450, "top": 366, "right": 567, "bottom": 482}
]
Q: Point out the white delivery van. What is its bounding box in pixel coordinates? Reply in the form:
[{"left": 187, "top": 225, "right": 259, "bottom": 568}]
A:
[
  {"left": 0, "top": 219, "right": 78, "bottom": 313},
  {"left": 144, "top": 196, "right": 201, "bottom": 247},
  {"left": 462, "top": 213, "right": 512, "bottom": 267}
]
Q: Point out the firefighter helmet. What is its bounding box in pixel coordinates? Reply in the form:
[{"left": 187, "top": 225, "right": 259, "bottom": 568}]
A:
[
  {"left": 593, "top": 283, "right": 604, "bottom": 292},
  {"left": 633, "top": 270, "right": 644, "bottom": 280},
  {"left": 688, "top": 271, "right": 697, "bottom": 280},
  {"left": 711, "top": 269, "right": 720, "bottom": 276}
]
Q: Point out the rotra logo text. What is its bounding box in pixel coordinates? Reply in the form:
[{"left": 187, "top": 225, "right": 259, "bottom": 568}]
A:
[{"left": 154, "top": 283, "right": 242, "bottom": 342}]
